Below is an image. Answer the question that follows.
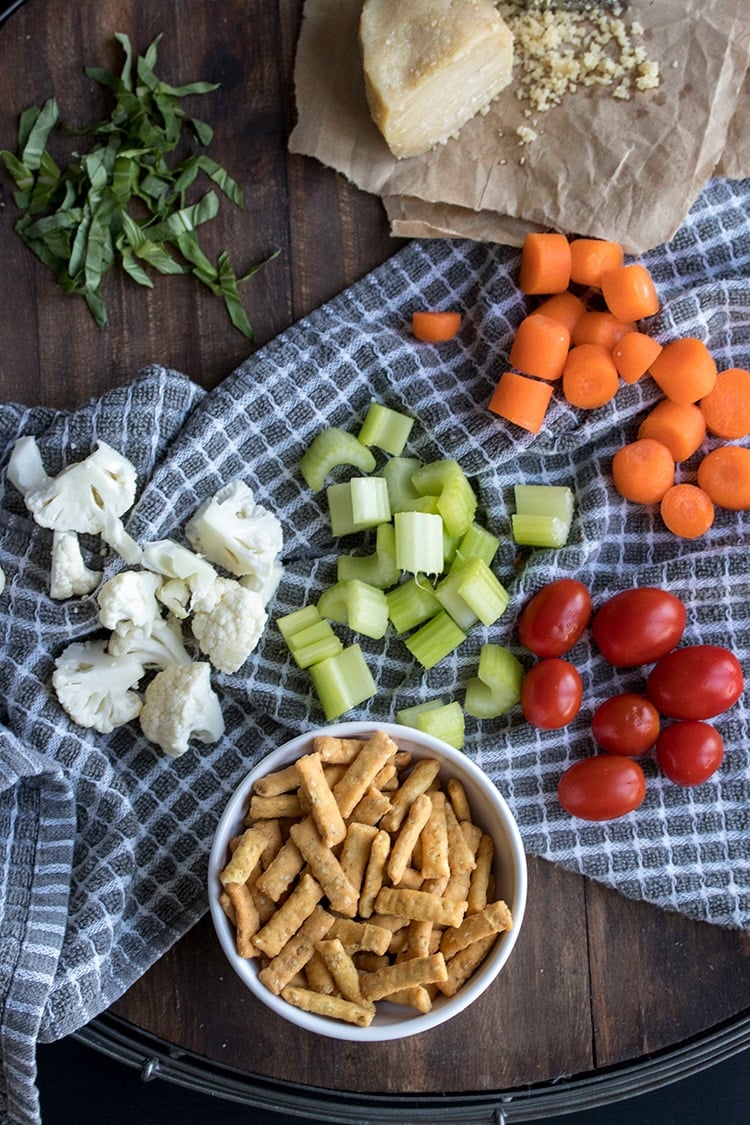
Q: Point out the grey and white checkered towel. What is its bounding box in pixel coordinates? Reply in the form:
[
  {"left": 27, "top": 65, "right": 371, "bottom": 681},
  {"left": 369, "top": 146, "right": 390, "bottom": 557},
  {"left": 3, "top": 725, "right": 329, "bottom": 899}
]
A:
[{"left": 1, "top": 177, "right": 749, "bottom": 1124}]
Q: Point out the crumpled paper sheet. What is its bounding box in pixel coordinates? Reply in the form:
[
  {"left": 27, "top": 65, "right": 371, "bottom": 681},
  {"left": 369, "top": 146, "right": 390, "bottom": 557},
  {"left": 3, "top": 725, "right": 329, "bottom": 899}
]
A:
[{"left": 289, "top": 0, "right": 750, "bottom": 253}]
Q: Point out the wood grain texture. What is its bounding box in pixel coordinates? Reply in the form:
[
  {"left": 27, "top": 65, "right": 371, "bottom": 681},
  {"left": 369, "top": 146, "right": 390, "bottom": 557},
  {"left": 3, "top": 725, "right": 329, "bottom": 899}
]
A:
[{"left": 2, "top": 0, "right": 750, "bottom": 1106}]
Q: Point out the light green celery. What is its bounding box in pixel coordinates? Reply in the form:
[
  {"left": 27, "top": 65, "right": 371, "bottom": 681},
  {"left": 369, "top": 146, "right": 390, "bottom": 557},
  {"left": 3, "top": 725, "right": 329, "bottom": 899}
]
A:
[
  {"left": 291, "top": 626, "right": 343, "bottom": 669},
  {"left": 514, "top": 483, "right": 574, "bottom": 521},
  {"left": 277, "top": 604, "right": 321, "bottom": 643},
  {"left": 327, "top": 479, "right": 390, "bottom": 536},
  {"left": 394, "top": 510, "right": 444, "bottom": 575},
  {"left": 309, "top": 643, "right": 377, "bottom": 720},
  {"left": 319, "top": 579, "right": 389, "bottom": 640},
  {"left": 396, "top": 698, "right": 445, "bottom": 725},
  {"left": 357, "top": 402, "right": 415, "bottom": 456},
  {"left": 450, "top": 522, "right": 500, "bottom": 572},
  {"left": 386, "top": 576, "right": 441, "bottom": 633},
  {"left": 456, "top": 558, "right": 510, "bottom": 626},
  {"left": 511, "top": 513, "right": 570, "bottom": 548},
  {"left": 464, "top": 643, "right": 524, "bottom": 718},
  {"left": 412, "top": 459, "right": 477, "bottom": 538},
  {"left": 382, "top": 457, "right": 422, "bottom": 512},
  {"left": 350, "top": 475, "right": 390, "bottom": 527},
  {"left": 404, "top": 610, "right": 466, "bottom": 670},
  {"left": 411, "top": 700, "right": 465, "bottom": 750},
  {"left": 434, "top": 567, "right": 479, "bottom": 632},
  {"left": 299, "top": 427, "right": 376, "bottom": 490},
  {"left": 337, "top": 522, "right": 399, "bottom": 588}
]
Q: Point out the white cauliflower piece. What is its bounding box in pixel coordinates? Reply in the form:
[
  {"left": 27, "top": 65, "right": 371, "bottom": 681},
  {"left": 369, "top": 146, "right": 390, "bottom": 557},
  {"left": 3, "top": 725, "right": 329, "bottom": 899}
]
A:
[
  {"left": 240, "top": 556, "right": 284, "bottom": 607},
  {"left": 97, "top": 569, "right": 163, "bottom": 636},
  {"left": 108, "top": 614, "right": 192, "bottom": 670},
  {"left": 142, "top": 539, "right": 217, "bottom": 619},
  {"left": 185, "top": 480, "right": 283, "bottom": 588},
  {"left": 190, "top": 576, "right": 267, "bottom": 674},
  {"left": 49, "top": 530, "right": 100, "bottom": 600},
  {"left": 6, "top": 435, "right": 50, "bottom": 495},
  {"left": 52, "top": 639, "right": 144, "bottom": 734},
  {"left": 139, "top": 662, "right": 224, "bottom": 757}
]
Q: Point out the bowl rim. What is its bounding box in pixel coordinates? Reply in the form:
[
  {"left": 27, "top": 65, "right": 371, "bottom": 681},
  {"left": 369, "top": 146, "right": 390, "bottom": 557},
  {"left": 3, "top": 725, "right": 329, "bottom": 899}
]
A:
[{"left": 208, "top": 720, "right": 528, "bottom": 1042}]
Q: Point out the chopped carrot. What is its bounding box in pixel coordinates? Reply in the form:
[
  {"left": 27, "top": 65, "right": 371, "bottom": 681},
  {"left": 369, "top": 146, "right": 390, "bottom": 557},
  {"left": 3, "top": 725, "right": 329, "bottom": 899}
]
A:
[
  {"left": 611, "top": 331, "right": 663, "bottom": 384},
  {"left": 699, "top": 367, "right": 750, "bottom": 439},
  {"left": 637, "top": 399, "right": 706, "bottom": 462},
  {"left": 611, "top": 438, "right": 674, "bottom": 504},
  {"left": 660, "top": 484, "right": 715, "bottom": 539},
  {"left": 601, "top": 263, "right": 660, "bottom": 322},
  {"left": 509, "top": 314, "right": 570, "bottom": 381},
  {"left": 412, "top": 310, "right": 462, "bottom": 342},
  {"left": 519, "top": 232, "right": 571, "bottom": 295},
  {"left": 648, "top": 338, "right": 717, "bottom": 404},
  {"left": 488, "top": 370, "right": 553, "bottom": 434},
  {"left": 571, "top": 311, "right": 635, "bottom": 350},
  {"left": 569, "top": 238, "right": 624, "bottom": 287},
  {"left": 696, "top": 445, "right": 750, "bottom": 510},
  {"left": 561, "top": 343, "right": 619, "bottom": 409},
  {"left": 532, "top": 291, "right": 587, "bottom": 335}
]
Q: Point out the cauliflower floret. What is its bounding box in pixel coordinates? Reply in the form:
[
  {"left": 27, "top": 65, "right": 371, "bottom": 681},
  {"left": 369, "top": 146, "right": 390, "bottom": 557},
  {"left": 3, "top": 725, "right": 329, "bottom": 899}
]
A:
[
  {"left": 190, "top": 576, "right": 267, "bottom": 674},
  {"left": 185, "top": 480, "right": 283, "bottom": 589},
  {"left": 52, "top": 639, "right": 144, "bottom": 734},
  {"left": 240, "top": 556, "right": 284, "bottom": 607},
  {"left": 6, "top": 435, "right": 50, "bottom": 495},
  {"left": 97, "top": 569, "right": 163, "bottom": 635},
  {"left": 50, "top": 530, "right": 100, "bottom": 600},
  {"left": 139, "top": 662, "right": 224, "bottom": 757},
  {"left": 108, "top": 614, "right": 192, "bottom": 669},
  {"left": 142, "top": 539, "right": 217, "bottom": 619}
]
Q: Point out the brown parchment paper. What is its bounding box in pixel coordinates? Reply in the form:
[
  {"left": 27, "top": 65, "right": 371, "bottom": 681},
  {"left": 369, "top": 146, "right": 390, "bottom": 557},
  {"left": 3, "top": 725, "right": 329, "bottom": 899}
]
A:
[{"left": 289, "top": 0, "right": 750, "bottom": 253}]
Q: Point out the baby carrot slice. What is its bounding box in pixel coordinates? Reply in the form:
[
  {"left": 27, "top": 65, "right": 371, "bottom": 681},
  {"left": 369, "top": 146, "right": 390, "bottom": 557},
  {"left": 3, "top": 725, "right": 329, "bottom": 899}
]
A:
[
  {"left": 509, "top": 314, "right": 570, "bottom": 381},
  {"left": 488, "top": 370, "right": 553, "bottom": 434},
  {"left": 660, "top": 484, "right": 715, "bottom": 539},
  {"left": 571, "top": 311, "right": 635, "bottom": 350},
  {"left": 532, "top": 291, "right": 586, "bottom": 335},
  {"left": 569, "top": 238, "right": 624, "bottom": 287},
  {"left": 601, "top": 263, "right": 660, "bottom": 322},
  {"left": 519, "top": 233, "right": 571, "bottom": 295},
  {"left": 412, "top": 311, "right": 461, "bottom": 341},
  {"left": 561, "top": 343, "right": 619, "bottom": 409},
  {"left": 637, "top": 399, "right": 706, "bottom": 462},
  {"left": 611, "top": 438, "right": 674, "bottom": 504},
  {"left": 697, "top": 445, "right": 750, "bottom": 510},
  {"left": 649, "top": 338, "right": 717, "bottom": 404},
  {"left": 611, "top": 331, "right": 663, "bottom": 384},
  {"left": 699, "top": 367, "right": 750, "bottom": 439}
]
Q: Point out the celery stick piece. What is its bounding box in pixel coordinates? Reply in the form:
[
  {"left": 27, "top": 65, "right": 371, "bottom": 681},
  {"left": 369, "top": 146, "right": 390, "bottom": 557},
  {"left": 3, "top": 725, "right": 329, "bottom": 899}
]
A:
[
  {"left": 511, "top": 513, "right": 570, "bottom": 548},
  {"left": 396, "top": 698, "right": 446, "bottom": 725},
  {"left": 514, "top": 483, "right": 574, "bottom": 521},
  {"left": 300, "top": 427, "right": 376, "bottom": 490},
  {"left": 465, "top": 644, "right": 523, "bottom": 718},
  {"left": 319, "top": 579, "right": 388, "bottom": 640},
  {"left": 309, "top": 644, "right": 377, "bottom": 721},
  {"left": 457, "top": 558, "right": 510, "bottom": 626},
  {"left": 277, "top": 604, "right": 321, "bottom": 642},
  {"left": 394, "top": 510, "right": 444, "bottom": 575},
  {"left": 316, "top": 583, "right": 350, "bottom": 624},
  {"left": 293, "top": 631, "right": 343, "bottom": 669},
  {"left": 386, "top": 577, "right": 441, "bottom": 633},
  {"left": 434, "top": 567, "right": 478, "bottom": 632},
  {"left": 382, "top": 457, "right": 423, "bottom": 512},
  {"left": 412, "top": 700, "right": 465, "bottom": 750},
  {"left": 412, "top": 459, "right": 477, "bottom": 538},
  {"left": 450, "top": 522, "right": 500, "bottom": 572},
  {"left": 350, "top": 475, "right": 391, "bottom": 526},
  {"left": 337, "top": 522, "right": 399, "bottom": 588},
  {"left": 404, "top": 610, "right": 466, "bottom": 670},
  {"left": 358, "top": 402, "right": 415, "bottom": 456},
  {"left": 286, "top": 618, "right": 338, "bottom": 652}
]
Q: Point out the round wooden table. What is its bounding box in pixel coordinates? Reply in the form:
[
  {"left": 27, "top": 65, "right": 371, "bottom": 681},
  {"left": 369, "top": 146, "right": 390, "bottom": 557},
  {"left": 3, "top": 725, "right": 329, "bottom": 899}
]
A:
[{"left": 3, "top": 2, "right": 750, "bottom": 1120}]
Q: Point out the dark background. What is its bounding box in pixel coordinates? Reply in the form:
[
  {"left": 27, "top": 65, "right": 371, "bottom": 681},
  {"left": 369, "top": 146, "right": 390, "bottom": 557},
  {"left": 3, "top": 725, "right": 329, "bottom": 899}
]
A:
[{"left": 37, "top": 1032, "right": 749, "bottom": 1124}]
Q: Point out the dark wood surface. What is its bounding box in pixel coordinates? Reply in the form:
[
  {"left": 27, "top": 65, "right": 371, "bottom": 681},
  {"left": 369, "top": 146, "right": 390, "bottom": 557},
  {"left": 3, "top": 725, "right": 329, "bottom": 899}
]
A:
[{"left": 3, "top": 0, "right": 750, "bottom": 1110}]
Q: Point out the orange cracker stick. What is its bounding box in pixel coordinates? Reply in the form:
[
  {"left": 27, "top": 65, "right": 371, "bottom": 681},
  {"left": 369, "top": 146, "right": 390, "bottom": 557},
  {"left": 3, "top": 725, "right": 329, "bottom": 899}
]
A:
[
  {"left": 225, "top": 881, "right": 261, "bottom": 958},
  {"left": 296, "top": 751, "right": 347, "bottom": 848},
  {"left": 313, "top": 735, "right": 366, "bottom": 764},
  {"left": 467, "top": 834, "right": 494, "bottom": 915},
  {"left": 339, "top": 822, "right": 379, "bottom": 894},
  {"left": 419, "top": 789, "right": 450, "bottom": 880},
  {"left": 405, "top": 918, "right": 433, "bottom": 960},
  {"left": 386, "top": 985, "right": 433, "bottom": 1013},
  {"left": 281, "top": 984, "right": 375, "bottom": 1027},
  {"left": 315, "top": 938, "right": 374, "bottom": 1009},
  {"left": 258, "top": 904, "right": 334, "bottom": 995},
  {"left": 249, "top": 793, "right": 303, "bottom": 820},
  {"left": 255, "top": 838, "right": 305, "bottom": 902},
  {"left": 329, "top": 917, "right": 392, "bottom": 956},
  {"left": 440, "top": 899, "right": 513, "bottom": 959},
  {"left": 332, "top": 730, "right": 398, "bottom": 818},
  {"left": 374, "top": 886, "right": 467, "bottom": 929},
  {"left": 219, "top": 822, "right": 278, "bottom": 886},
  {"left": 446, "top": 777, "right": 471, "bottom": 822},
  {"left": 443, "top": 799, "right": 477, "bottom": 875},
  {"left": 252, "top": 872, "right": 324, "bottom": 959},
  {"left": 304, "top": 949, "right": 337, "bottom": 995},
  {"left": 388, "top": 791, "right": 433, "bottom": 885},
  {"left": 358, "top": 828, "right": 391, "bottom": 918},
  {"left": 380, "top": 758, "right": 441, "bottom": 833},
  {"left": 348, "top": 786, "right": 392, "bottom": 826},
  {"left": 289, "top": 817, "right": 360, "bottom": 918},
  {"left": 360, "top": 952, "right": 448, "bottom": 1002},
  {"left": 437, "top": 933, "right": 499, "bottom": 998},
  {"left": 252, "top": 762, "right": 301, "bottom": 798}
]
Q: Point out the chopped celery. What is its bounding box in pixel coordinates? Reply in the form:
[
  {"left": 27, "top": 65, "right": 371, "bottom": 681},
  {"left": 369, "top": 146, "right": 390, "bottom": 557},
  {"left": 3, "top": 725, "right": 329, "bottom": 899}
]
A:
[
  {"left": 277, "top": 604, "right": 322, "bottom": 642},
  {"left": 450, "top": 522, "right": 500, "bottom": 572},
  {"left": 511, "top": 513, "right": 570, "bottom": 548},
  {"left": 337, "top": 522, "right": 399, "bottom": 588},
  {"left": 358, "top": 402, "right": 415, "bottom": 456},
  {"left": 412, "top": 459, "right": 477, "bottom": 538},
  {"left": 300, "top": 427, "right": 376, "bottom": 490},
  {"left": 309, "top": 643, "right": 377, "bottom": 720},
  {"left": 514, "top": 483, "right": 574, "bottom": 521},
  {"left": 411, "top": 700, "right": 465, "bottom": 750},
  {"left": 386, "top": 576, "right": 441, "bottom": 633},
  {"left": 382, "top": 457, "right": 423, "bottom": 512},
  {"left": 318, "top": 579, "right": 389, "bottom": 640},
  {"left": 290, "top": 624, "right": 343, "bottom": 669},
  {"left": 404, "top": 610, "right": 466, "bottom": 670},
  {"left": 394, "top": 510, "right": 444, "bottom": 575},
  {"left": 396, "top": 698, "right": 446, "bottom": 725},
  {"left": 327, "top": 479, "right": 390, "bottom": 536},
  {"left": 465, "top": 644, "right": 524, "bottom": 718},
  {"left": 456, "top": 558, "right": 510, "bottom": 626},
  {"left": 434, "top": 567, "right": 479, "bottom": 631}
]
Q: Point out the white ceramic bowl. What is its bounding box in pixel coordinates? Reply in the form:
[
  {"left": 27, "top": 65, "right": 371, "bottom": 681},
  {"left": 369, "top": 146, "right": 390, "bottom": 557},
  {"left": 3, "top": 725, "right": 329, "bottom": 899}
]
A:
[{"left": 208, "top": 720, "right": 527, "bottom": 1041}]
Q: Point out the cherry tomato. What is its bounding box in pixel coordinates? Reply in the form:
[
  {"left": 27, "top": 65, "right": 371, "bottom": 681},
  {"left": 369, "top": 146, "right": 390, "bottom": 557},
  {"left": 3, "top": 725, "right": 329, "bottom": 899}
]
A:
[
  {"left": 521, "top": 658, "right": 583, "bottom": 729},
  {"left": 591, "top": 693, "right": 660, "bottom": 756},
  {"left": 647, "top": 644, "right": 744, "bottom": 720},
  {"left": 655, "top": 721, "right": 724, "bottom": 786},
  {"left": 592, "top": 587, "right": 686, "bottom": 666},
  {"left": 518, "top": 578, "right": 592, "bottom": 658},
  {"left": 557, "top": 755, "right": 647, "bottom": 820}
]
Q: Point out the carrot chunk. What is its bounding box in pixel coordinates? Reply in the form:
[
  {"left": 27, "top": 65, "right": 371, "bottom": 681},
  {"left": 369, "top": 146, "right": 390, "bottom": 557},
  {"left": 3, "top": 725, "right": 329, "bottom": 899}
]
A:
[
  {"left": 412, "top": 311, "right": 462, "bottom": 342},
  {"left": 637, "top": 399, "right": 706, "bottom": 462},
  {"left": 696, "top": 445, "right": 750, "bottom": 510},
  {"left": 561, "top": 344, "right": 619, "bottom": 409},
  {"left": 569, "top": 238, "right": 624, "bottom": 287},
  {"left": 699, "top": 367, "right": 750, "bottom": 439},
  {"left": 519, "top": 233, "right": 571, "bottom": 295},
  {"left": 488, "top": 371, "right": 553, "bottom": 434},
  {"left": 648, "top": 337, "right": 717, "bottom": 404},
  {"left": 611, "top": 438, "right": 674, "bottom": 504},
  {"left": 601, "top": 263, "right": 660, "bottom": 322},
  {"left": 571, "top": 311, "right": 635, "bottom": 350},
  {"left": 660, "top": 484, "right": 715, "bottom": 539},
  {"left": 532, "top": 291, "right": 586, "bottom": 335},
  {"left": 509, "top": 314, "right": 570, "bottom": 381},
  {"left": 611, "top": 331, "right": 663, "bottom": 384}
]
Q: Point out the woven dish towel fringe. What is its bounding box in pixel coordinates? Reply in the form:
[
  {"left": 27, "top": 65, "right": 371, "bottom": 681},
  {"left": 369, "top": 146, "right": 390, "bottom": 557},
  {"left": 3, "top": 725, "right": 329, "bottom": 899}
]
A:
[{"left": 0, "top": 178, "right": 748, "bottom": 1124}]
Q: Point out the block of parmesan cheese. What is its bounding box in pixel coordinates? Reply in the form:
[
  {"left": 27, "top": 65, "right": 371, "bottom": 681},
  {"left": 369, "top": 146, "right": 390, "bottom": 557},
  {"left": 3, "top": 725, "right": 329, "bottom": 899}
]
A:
[{"left": 359, "top": 0, "right": 514, "bottom": 160}]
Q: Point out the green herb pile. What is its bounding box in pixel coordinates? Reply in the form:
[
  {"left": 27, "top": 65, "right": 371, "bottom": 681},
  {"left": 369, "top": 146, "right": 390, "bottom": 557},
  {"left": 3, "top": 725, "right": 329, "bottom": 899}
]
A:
[{"left": 0, "top": 32, "right": 278, "bottom": 338}]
